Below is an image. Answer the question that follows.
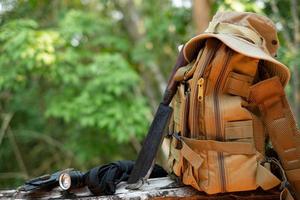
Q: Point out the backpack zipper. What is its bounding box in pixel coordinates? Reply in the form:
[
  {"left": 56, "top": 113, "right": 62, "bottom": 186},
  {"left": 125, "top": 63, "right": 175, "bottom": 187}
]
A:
[
  {"left": 190, "top": 42, "right": 219, "bottom": 138},
  {"left": 213, "top": 49, "right": 233, "bottom": 193},
  {"left": 182, "top": 87, "right": 190, "bottom": 137},
  {"left": 197, "top": 77, "right": 205, "bottom": 135},
  {"left": 197, "top": 78, "right": 204, "bottom": 102}
]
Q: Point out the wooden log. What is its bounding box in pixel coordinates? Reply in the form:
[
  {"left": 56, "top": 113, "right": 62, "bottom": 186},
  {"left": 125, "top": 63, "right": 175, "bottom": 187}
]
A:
[{"left": 0, "top": 177, "right": 280, "bottom": 199}]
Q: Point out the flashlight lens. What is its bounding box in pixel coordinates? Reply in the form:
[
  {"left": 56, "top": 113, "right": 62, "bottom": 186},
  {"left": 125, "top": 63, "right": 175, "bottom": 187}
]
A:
[{"left": 59, "top": 173, "right": 71, "bottom": 190}]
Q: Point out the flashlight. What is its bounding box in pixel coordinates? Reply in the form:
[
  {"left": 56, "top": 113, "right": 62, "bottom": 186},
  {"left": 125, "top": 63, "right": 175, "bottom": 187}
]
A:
[{"left": 58, "top": 170, "right": 85, "bottom": 190}]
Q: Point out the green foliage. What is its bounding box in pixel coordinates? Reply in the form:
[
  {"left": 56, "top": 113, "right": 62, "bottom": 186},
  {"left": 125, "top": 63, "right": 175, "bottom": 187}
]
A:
[
  {"left": 46, "top": 53, "right": 150, "bottom": 142},
  {"left": 0, "top": 3, "right": 153, "bottom": 188},
  {"left": 0, "top": 19, "right": 62, "bottom": 90}
]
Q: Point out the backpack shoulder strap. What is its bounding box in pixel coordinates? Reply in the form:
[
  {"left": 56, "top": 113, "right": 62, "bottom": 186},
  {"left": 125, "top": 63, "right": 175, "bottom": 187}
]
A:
[{"left": 249, "top": 76, "right": 300, "bottom": 200}]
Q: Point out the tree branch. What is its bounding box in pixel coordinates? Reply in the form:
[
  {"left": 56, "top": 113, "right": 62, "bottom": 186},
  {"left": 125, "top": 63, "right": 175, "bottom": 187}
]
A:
[
  {"left": 0, "top": 113, "right": 13, "bottom": 147},
  {"left": 149, "top": 63, "right": 167, "bottom": 95},
  {"left": 270, "top": 1, "right": 294, "bottom": 50},
  {"left": 290, "top": 0, "right": 300, "bottom": 47},
  {"left": 193, "top": 0, "right": 211, "bottom": 34},
  {"left": 0, "top": 172, "right": 28, "bottom": 179},
  {"left": 7, "top": 128, "right": 29, "bottom": 179},
  {"left": 113, "top": 0, "right": 167, "bottom": 107},
  {"left": 14, "top": 129, "right": 75, "bottom": 159},
  {"left": 130, "top": 136, "right": 142, "bottom": 153}
]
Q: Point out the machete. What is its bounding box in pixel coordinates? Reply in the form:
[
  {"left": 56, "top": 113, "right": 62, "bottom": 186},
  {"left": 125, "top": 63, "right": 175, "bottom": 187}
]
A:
[{"left": 127, "top": 46, "right": 189, "bottom": 188}]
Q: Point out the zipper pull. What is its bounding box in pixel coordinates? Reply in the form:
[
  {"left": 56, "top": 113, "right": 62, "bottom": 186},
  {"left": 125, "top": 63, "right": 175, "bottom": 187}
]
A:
[{"left": 197, "top": 78, "right": 204, "bottom": 102}]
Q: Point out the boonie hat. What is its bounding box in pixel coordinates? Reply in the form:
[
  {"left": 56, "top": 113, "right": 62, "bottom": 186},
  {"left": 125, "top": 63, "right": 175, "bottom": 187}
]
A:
[{"left": 183, "top": 11, "right": 290, "bottom": 86}]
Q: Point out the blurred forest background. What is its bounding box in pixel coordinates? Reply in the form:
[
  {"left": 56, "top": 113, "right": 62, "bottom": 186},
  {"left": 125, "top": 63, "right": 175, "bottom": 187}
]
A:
[{"left": 0, "top": 0, "right": 299, "bottom": 188}]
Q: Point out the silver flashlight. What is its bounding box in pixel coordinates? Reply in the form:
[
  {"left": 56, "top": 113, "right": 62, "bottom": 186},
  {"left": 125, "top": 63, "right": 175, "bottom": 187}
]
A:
[{"left": 59, "top": 170, "right": 85, "bottom": 190}]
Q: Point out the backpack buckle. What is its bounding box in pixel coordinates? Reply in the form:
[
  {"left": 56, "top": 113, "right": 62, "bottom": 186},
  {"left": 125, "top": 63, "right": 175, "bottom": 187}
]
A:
[{"left": 173, "top": 132, "right": 183, "bottom": 150}]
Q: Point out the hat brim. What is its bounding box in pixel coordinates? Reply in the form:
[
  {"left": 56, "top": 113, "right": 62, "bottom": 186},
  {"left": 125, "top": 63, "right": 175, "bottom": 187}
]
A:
[{"left": 183, "top": 33, "right": 290, "bottom": 87}]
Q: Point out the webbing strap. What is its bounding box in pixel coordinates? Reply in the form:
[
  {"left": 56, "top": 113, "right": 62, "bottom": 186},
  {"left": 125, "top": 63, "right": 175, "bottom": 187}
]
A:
[
  {"left": 224, "top": 71, "right": 253, "bottom": 98},
  {"left": 170, "top": 135, "right": 204, "bottom": 169},
  {"left": 286, "top": 168, "right": 300, "bottom": 182},
  {"left": 252, "top": 113, "right": 265, "bottom": 154},
  {"left": 171, "top": 135, "right": 257, "bottom": 170},
  {"left": 170, "top": 143, "right": 180, "bottom": 162},
  {"left": 249, "top": 76, "right": 285, "bottom": 120},
  {"left": 205, "top": 22, "right": 263, "bottom": 46},
  {"left": 180, "top": 139, "right": 203, "bottom": 169},
  {"left": 182, "top": 136, "right": 256, "bottom": 155},
  {"left": 168, "top": 139, "right": 183, "bottom": 176}
]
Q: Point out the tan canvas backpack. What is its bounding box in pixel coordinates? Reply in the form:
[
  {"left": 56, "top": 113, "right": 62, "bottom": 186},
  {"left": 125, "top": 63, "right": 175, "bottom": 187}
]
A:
[{"left": 165, "top": 11, "right": 300, "bottom": 199}]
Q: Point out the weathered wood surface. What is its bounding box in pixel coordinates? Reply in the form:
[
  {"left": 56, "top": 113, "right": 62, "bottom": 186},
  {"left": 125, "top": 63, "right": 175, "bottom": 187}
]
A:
[{"left": 0, "top": 177, "right": 280, "bottom": 200}]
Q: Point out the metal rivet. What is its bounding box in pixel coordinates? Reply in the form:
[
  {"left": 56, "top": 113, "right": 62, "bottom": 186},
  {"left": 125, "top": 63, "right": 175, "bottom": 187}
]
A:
[{"left": 272, "top": 40, "right": 278, "bottom": 45}]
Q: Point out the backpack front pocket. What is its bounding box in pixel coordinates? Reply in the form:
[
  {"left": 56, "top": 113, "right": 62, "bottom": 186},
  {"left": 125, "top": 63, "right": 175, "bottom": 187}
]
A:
[{"left": 175, "top": 136, "right": 260, "bottom": 194}]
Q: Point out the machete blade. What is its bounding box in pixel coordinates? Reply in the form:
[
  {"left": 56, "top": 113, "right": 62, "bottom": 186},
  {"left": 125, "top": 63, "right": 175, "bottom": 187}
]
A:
[{"left": 127, "top": 103, "right": 172, "bottom": 185}]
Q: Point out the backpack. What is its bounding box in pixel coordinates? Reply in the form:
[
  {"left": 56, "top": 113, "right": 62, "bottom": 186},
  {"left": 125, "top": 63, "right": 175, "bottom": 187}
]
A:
[{"left": 165, "top": 11, "right": 300, "bottom": 199}]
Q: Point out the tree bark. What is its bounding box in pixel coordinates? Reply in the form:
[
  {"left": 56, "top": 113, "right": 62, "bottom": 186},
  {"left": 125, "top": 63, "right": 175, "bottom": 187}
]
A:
[
  {"left": 7, "top": 128, "right": 29, "bottom": 179},
  {"left": 113, "top": 0, "right": 167, "bottom": 113},
  {"left": 193, "top": 0, "right": 212, "bottom": 34},
  {"left": 0, "top": 113, "right": 13, "bottom": 147}
]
